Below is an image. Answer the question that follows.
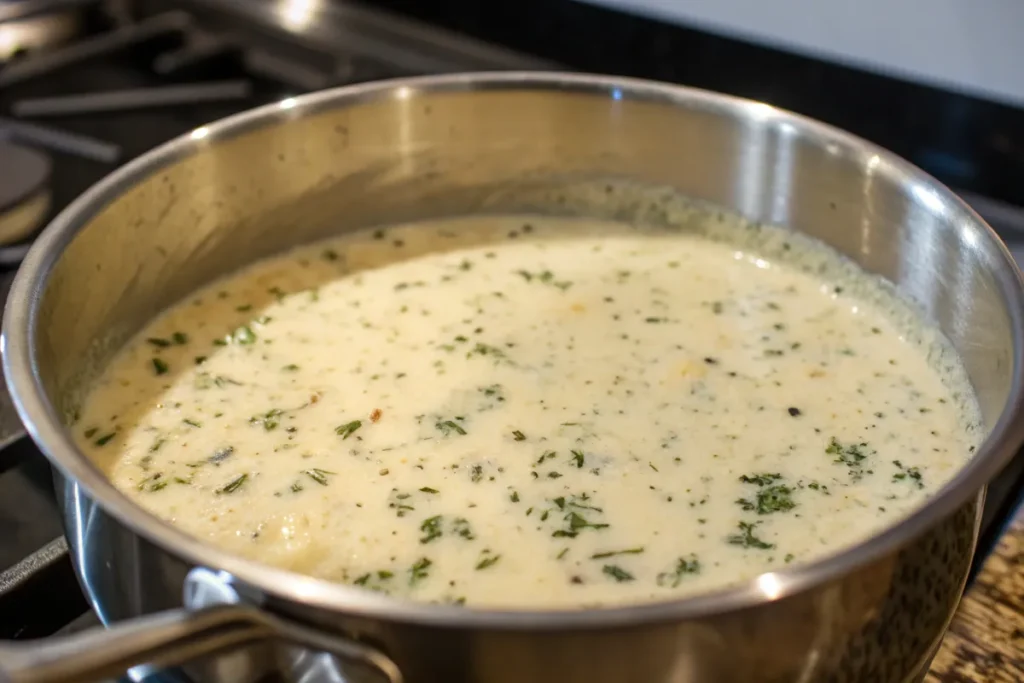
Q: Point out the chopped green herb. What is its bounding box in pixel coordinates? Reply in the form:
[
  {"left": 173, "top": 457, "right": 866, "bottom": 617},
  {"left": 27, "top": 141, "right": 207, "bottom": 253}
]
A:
[
  {"left": 727, "top": 521, "right": 774, "bottom": 549},
  {"left": 250, "top": 408, "right": 284, "bottom": 431},
  {"left": 420, "top": 515, "right": 443, "bottom": 543},
  {"left": 409, "top": 557, "right": 432, "bottom": 585},
  {"left": 217, "top": 473, "right": 248, "bottom": 495},
  {"left": 303, "top": 468, "right": 334, "bottom": 486},
  {"left": 83, "top": 427, "right": 98, "bottom": 439},
  {"left": 534, "top": 451, "right": 556, "bottom": 466},
  {"left": 656, "top": 555, "right": 702, "bottom": 587},
  {"left": 511, "top": 429, "right": 526, "bottom": 441},
  {"left": 388, "top": 490, "right": 416, "bottom": 517},
  {"left": 553, "top": 510, "right": 609, "bottom": 538},
  {"left": 151, "top": 358, "right": 169, "bottom": 375},
  {"left": 171, "top": 332, "right": 188, "bottom": 345},
  {"left": 209, "top": 446, "right": 234, "bottom": 463},
  {"left": 419, "top": 486, "right": 439, "bottom": 494},
  {"left": 602, "top": 565, "right": 634, "bottom": 582},
  {"left": 826, "top": 437, "right": 873, "bottom": 480},
  {"left": 467, "top": 343, "right": 508, "bottom": 362},
  {"left": 182, "top": 418, "right": 201, "bottom": 428},
  {"left": 335, "top": 420, "right": 362, "bottom": 439},
  {"left": 516, "top": 269, "right": 572, "bottom": 290},
  {"left": 738, "top": 473, "right": 783, "bottom": 486},
  {"left": 590, "top": 547, "right": 644, "bottom": 559},
  {"left": 510, "top": 490, "right": 520, "bottom": 503},
  {"left": 470, "top": 464, "right": 484, "bottom": 483},
  {"left": 137, "top": 474, "right": 168, "bottom": 492},
  {"left": 95, "top": 432, "right": 116, "bottom": 447},
  {"left": 475, "top": 553, "right": 501, "bottom": 570},
  {"left": 737, "top": 475, "right": 796, "bottom": 515},
  {"left": 452, "top": 517, "right": 475, "bottom": 540},
  {"left": 570, "top": 449, "right": 584, "bottom": 468},
  {"left": 892, "top": 460, "right": 925, "bottom": 489},
  {"left": 435, "top": 420, "right": 467, "bottom": 436},
  {"left": 147, "top": 337, "right": 172, "bottom": 348},
  {"left": 479, "top": 384, "right": 505, "bottom": 400}
]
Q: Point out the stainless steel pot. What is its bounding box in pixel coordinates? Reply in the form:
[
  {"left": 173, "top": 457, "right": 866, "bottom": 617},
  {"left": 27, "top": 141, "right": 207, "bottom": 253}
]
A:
[{"left": 2, "top": 72, "right": 1024, "bottom": 683}]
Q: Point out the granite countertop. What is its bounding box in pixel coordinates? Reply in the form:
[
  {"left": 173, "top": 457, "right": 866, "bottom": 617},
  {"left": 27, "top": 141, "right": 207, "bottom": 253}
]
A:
[{"left": 927, "top": 506, "right": 1024, "bottom": 681}]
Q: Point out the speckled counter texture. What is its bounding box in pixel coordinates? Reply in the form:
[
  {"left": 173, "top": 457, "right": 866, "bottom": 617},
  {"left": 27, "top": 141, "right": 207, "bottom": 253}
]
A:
[{"left": 926, "top": 506, "right": 1024, "bottom": 681}]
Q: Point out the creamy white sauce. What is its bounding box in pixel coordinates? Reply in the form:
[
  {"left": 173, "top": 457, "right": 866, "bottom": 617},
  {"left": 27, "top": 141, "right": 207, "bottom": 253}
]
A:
[{"left": 76, "top": 216, "right": 980, "bottom": 609}]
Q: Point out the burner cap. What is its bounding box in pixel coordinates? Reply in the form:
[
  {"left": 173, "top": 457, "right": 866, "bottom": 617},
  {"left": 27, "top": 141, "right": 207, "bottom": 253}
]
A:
[{"left": 0, "top": 141, "right": 51, "bottom": 247}]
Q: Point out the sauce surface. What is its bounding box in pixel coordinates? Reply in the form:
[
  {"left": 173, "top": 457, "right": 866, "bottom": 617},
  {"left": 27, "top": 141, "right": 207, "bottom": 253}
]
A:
[{"left": 77, "top": 216, "right": 980, "bottom": 608}]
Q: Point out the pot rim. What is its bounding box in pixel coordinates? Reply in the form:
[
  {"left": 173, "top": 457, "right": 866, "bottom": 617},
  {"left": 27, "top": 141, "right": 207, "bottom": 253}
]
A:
[{"left": 5, "top": 71, "right": 1024, "bottom": 629}]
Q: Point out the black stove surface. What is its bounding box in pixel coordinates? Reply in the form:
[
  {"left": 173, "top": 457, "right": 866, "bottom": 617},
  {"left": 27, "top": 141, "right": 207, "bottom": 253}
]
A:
[{"left": 0, "top": 0, "right": 1023, "bottom": 679}]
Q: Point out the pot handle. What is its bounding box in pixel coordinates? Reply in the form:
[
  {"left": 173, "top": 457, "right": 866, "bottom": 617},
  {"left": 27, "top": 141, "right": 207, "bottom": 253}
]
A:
[{"left": 0, "top": 604, "right": 403, "bottom": 683}]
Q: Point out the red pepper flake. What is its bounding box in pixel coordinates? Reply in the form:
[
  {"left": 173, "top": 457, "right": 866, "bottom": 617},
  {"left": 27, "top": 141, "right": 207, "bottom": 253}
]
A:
[{"left": 370, "top": 408, "right": 383, "bottom": 423}]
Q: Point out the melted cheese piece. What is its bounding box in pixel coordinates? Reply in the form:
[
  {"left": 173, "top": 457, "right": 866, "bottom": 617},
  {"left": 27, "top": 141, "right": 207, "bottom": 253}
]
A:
[{"left": 77, "top": 216, "right": 980, "bottom": 609}]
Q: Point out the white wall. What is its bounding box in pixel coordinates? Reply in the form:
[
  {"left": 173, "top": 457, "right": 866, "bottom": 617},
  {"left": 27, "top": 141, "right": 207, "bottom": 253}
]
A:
[{"left": 581, "top": 0, "right": 1024, "bottom": 108}]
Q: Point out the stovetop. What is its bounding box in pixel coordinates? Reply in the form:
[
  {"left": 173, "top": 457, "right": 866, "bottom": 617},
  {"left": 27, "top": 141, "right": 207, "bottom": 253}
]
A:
[{"left": 0, "top": 0, "right": 1023, "bottom": 680}]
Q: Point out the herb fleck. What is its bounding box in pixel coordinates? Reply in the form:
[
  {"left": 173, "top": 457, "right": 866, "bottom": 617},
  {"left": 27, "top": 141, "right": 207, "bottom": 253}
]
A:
[
  {"left": 591, "top": 547, "right": 644, "bottom": 559},
  {"left": 335, "top": 420, "right": 362, "bottom": 439},
  {"left": 250, "top": 408, "right": 284, "bottom": 431},
  {"left": 303, "top": 468, "right": 334, "bottom": 486},
  {"left": 826, "top": 437, "right": 874, "bottom": 481},
  {"left": 209, "top": 446, "right": 234, "bottom": 463},
  {"left": 656, "top": 555, "right": 702, "bottom": 587},
  {"left": 409, "top": 557, "right": 432, "bottom": 585},
  {"left": 602, "top": 565, "right": 635, "bottom": 582},
  {"left": 727, "top": 521, "right": 774, "bottom": 549},
  {"left": 217, "top": 473, "right": 248, "bottom": 495},
  {"left": 737, "top": 474, "right": 796, "bottom": 515},
  {"left": 570, "top": 449, "right": 584, "bottom": 468},
  {"left": 94, "top": 432, "right": 117, "bottom": 447},
  {"left": 892, "top": 460, "right": 925, "bottom": 489},
  {"left": 475, "top": 552, "right": 501, "bottom": 570},
  {"left": 420, "top": 515, "right": 443, "bottom": 543},
  {"left": 435, "top": 420, "right": 467, "bottom": 436},
  {"left": 452, "top": 517, "right": 475, "bottom": 540}
]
